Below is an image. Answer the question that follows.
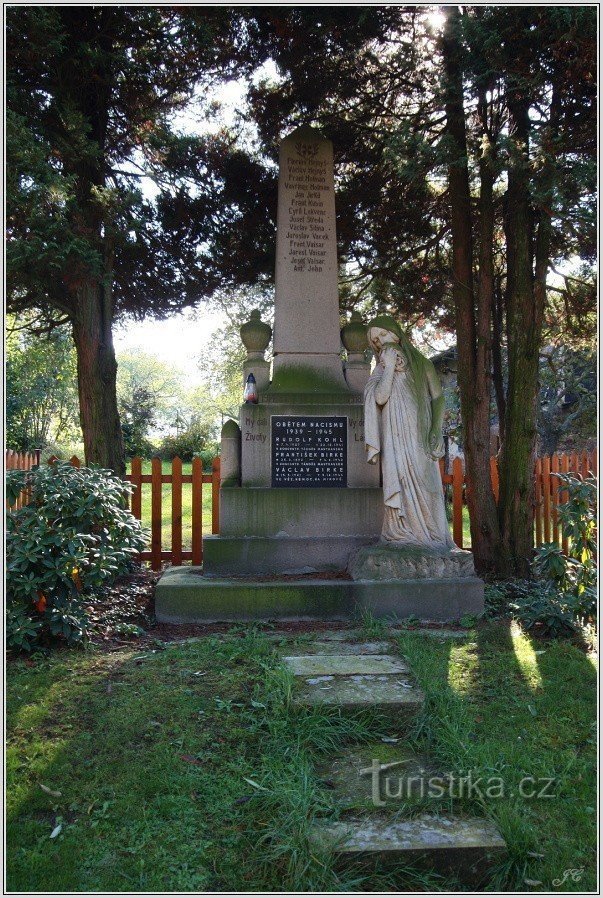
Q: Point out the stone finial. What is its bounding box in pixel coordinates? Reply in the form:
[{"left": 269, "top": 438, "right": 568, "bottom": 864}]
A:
[
  {"left": 341, "top": 311, "right": 369, "bottom": 354},
  {"left": 220, "top": 418, "right": 241, "bottom": 487},
  {"left": 342, "top": 311, "right": 370, "bottom": 393},
  {"left": 240, "top": 309, "right": 272, "bottom": 354},
  {"left": 240, "top": 309, "right": 271, "bottom": 393}
]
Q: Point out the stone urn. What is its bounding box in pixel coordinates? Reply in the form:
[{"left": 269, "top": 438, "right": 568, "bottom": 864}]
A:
[
  {"left": 240, "top": 309, "right": 272, "bottom": 355},
  {"left": 341, "top": 311, "right": 369, "bottom": 354}
]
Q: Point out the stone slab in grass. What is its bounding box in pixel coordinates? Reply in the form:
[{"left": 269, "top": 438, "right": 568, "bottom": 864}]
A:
[
  {"left": 317, "top": 741, "right": 442, "bottom": 810},
  {"left": 292, "top": 672, "right": 424, "bottom": 711},
  {"left": 311, "top": 814, "right": 506, "bottom": 883},
  {"left": 291, "top": 640, "right": 392, "bottom": 655},
  {"left": 283, "top": 654, "right": 409, "bottom": 676}
]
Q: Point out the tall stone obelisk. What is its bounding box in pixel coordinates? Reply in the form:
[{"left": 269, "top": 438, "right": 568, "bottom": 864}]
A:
[{"left": 272, "top": 125, "right": 349, "bottom": 390}]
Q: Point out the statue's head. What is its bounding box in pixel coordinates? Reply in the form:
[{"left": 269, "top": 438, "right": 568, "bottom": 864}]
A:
[{"left": 367, "top": 315, "right": 402, "bottom": 354}]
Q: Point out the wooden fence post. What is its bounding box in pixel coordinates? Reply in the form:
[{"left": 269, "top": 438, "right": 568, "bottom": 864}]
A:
[
  {"left": 130, "top": 457, "right": 142, "bottom": 520},
  {"left": 171, "top": 457, "right": 183, "bottom": 567},
  {"left": 151, "top": 458, "right": 162, "bottom": 571},
  {"left": 191, "top": 456, "right": 203, "bottom": 565},
  {"left": 550, "top": 453, "right": 560, "bottom": 546},
  {"left": 534, "top": 457, "right": 543, "bottom": 547},
  {"left": 212, "top": 457, "right": 220, "bottom": 534},
  {"left": 542, "top": 456, "right": 551, "bottom": 543},
  {"left": 560, "top": 454, "right": 570, "bottom": 554},
  {"left": 452, "top": 457, "right": 463, "bottom": 548}
]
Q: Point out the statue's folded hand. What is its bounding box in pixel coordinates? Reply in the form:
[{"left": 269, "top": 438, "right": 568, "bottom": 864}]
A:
[{"left": 427, "top": 428, "right": 445, "bottom": 459}]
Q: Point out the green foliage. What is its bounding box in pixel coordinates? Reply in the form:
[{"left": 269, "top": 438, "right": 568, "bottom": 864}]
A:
[
  {"left": 6, "top": 315, "right": 80, "bottom": 451},
  {"left": 533, "top": 473, "right": 597, "bottom": 623},
  {"left": 158, "top": 420, "right": 217, "bottom": 461},
  {"left": 6, "top": 462, "right": 147, "bottom": 652}
]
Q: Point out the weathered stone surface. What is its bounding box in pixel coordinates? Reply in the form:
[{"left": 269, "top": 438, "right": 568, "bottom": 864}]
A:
[
  {"left": 203, "top": 535, "right": 377, "bottom": 577},
  {"left": 219, "top": 487, "right": 383, "bottom": 537},
  {"left": 310, "top": 815, "right": 507, "bottom": 880},
  {"left": 317, "top": 741, "right": 442, "bottom": 810},
  {"left": 290, "top": 640, "right": 392, "bottom": 655},
  {"left": 272, "top": 126, "right": 347, "bottom": 387},
  {"left": 283, "top": 654, "right": 409, "bottom": 676},
  {"left": 154, "top": 568, "right": 485, "bottom": 623},
  {"left": 349, "top": 543, "right": 477, "bottom": 581},
  {"left": 292, "top": 672, "right": 424, "bottom": 711}
]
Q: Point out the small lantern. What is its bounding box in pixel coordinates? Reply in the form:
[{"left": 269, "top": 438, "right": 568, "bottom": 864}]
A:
[{"left": 243, "top": 373, "right": 258, "bottom": 404}]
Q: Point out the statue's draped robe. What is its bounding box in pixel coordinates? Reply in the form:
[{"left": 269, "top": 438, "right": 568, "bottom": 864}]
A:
[{"left": 365, "top": 351, "right": 455, "bottom": 548}]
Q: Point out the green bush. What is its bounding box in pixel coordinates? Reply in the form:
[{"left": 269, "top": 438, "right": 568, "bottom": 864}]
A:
[
  {"left": 533, "top": 473, "right": 596, "bottom": 625},
  {"left": 158, "top": 421, "right": 217, "bottom": 462},
  {"left": 6, "top": 463, "right": 147, "bottom": 653}
]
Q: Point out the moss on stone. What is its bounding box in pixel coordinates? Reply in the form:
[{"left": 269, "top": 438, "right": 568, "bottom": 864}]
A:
[{"left": 267, "top": 364, "right": 352, "bottom": 395}]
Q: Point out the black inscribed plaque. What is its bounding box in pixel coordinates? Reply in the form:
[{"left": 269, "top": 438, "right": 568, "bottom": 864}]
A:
[{"left": 271, "top": 416, "right": 347, "bottom": 488}]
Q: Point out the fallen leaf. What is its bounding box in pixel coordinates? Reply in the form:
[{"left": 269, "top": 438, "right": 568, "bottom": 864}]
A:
[
  {"left": 50, "top": 824, "right": 62, "bottom": 839},
  {"left": 523, "top": 879, "right": 542, "bottom": 887},
  {"left": 192, "top": 671, "right": 208, "bottom": 677},
  {"left": 180, "top": 754, "right": 203, "bottom": 766},
  {"left": 40, "top": 784, "right": 62, "bottom": 798},
  {"left": 527, "top": 852, "right": 545, "bottom": 859}
]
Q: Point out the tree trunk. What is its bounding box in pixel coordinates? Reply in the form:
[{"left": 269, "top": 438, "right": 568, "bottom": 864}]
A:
[
  {"left": 442, "top": 7, "right": 500, "bottom": 574},
  {"left": 497, "top": 87, "right": 540, "bottom": 577},
  {"left": 71, "top": 271, "right": 125, "bottom": 475}
]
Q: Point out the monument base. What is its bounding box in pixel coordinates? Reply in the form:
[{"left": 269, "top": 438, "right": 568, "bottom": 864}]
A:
[
  {"left": 154, "top": 567, "right": 484, "bottom": 624},
  {"left": 348, "top": 543, "right": 477, "bottom": 581},
  {"left": 203, "top": 535, "right": 377, "bottom": 577}
]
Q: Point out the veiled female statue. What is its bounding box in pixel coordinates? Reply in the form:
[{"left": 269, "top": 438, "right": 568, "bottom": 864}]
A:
[{"left": 364, "top": 315, "right": 456, "bottom": 549}]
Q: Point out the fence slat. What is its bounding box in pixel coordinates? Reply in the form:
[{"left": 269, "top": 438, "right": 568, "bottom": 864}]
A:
[
  {"left": 191, "top": 457, "right": 203, "bottom": 565},
  {"left": 560, "top": 454, "right": 570, "bottom": 555},
  {"left": 590, "top": 448, "right": 597, "bottom": 478},
  {"left": 171, "top": 457, "right": 183, "bottom": 567},
  {"left": 452, "top": 457, "right": 463, "bottom": 548},
  {"left": 580, "top": 450, "right": 589, "bottom": 478},
  {"left": 550, "top": 454, "right": 560, "bottom": 546},
  {"left": 151, "top": 458, "right": 162, "bottom": 571},
  {"left": 212, "top": 457, "right": 220, "bottom": 534},
  {"left": 130, "top": 457, "right": 142, "bottom": 519},
  {"left": 70, "top": 455, "right": 81, "bottom": 469},
  {"left": 534, "top": 457, "right": 543, "bottom": 547},
  {"left": 542, "top": 456, "right": 551, "bottom": 543}
]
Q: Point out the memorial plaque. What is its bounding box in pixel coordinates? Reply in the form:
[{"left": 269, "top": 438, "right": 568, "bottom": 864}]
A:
[{"left": 271, "top": 415, "right": 347, "bottom": 487}]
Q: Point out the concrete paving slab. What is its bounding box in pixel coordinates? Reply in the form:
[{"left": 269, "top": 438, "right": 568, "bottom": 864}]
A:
[
  {"left": 293, "top": 673, "right": 424, "bottom": 711},
  {"left": 317, "top": 741, "right": 442, "bottom": 809},
  {"left": 284, "top": 654, "right": 409, "bottom": 676},
  {"left": 311, "top": 814, "right": 507, "bottom": 882},
  {"left": 292, "top": 640, "right": 393, "bottom": 655}
]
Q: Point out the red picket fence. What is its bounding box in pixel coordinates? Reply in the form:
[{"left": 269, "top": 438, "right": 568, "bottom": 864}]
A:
[{"left": 5, "top": 448, "right": 598, "bottom": 568}]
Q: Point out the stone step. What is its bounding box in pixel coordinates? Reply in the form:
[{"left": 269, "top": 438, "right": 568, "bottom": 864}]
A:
[
  {"left": 283, "top": 654, "right": 409, "bottom": 676},
  {"left": 310, "top": 814, "right": 507, "bottom": 884},
  {"left": 287, "top": 639, "right": 392, "bottom": 655},
  {"left": 317, "top": 741, "right": 442, "bottom": 810},
  {"left": 284, "top": 649, "right": 424, "bottom": 712},
  {"left": 292, "top": 672, "right": 424, "bottom": 711}
]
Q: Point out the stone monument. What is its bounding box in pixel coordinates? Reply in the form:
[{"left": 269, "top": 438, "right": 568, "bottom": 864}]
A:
[{"left": 155, "top": 125, "right": 484, "bottom": 623}]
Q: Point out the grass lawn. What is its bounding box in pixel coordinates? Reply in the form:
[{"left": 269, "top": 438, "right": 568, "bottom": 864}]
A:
[{"left": 6, "top": 621, "right": 596, "bottom": 892}]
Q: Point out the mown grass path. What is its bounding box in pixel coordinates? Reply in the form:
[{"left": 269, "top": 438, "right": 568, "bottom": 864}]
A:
[{"left": 6, "top": 622, "right": 596, "bottom": 891}]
